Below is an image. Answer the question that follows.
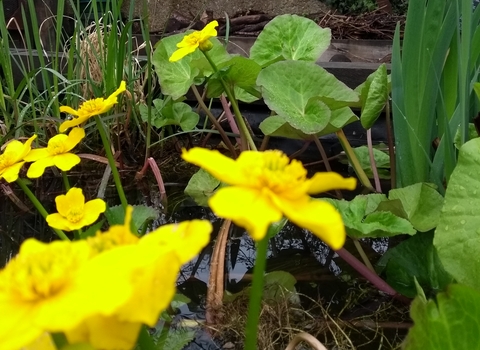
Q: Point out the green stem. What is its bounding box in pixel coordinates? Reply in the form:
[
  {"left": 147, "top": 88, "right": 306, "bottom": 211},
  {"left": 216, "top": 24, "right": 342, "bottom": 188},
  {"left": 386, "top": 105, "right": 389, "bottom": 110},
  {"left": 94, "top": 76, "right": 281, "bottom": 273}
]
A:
[
  {"left": 244, "top": 235, "right": 268, "bottom": 349},
  {"left": 336, "top": 129, "right": 375, "bottom": 192},
  {"left": 62, "top": 171, "right": 70, "bottom": 191},
  {"left": 202, "top": 50, "right": 257, "bottom": 151},
  {"left": 16, "top": 178, "right": 69, "bottom": 241},
  {"left": 94, "top": 116, "right": 128, "bottom": 210}
]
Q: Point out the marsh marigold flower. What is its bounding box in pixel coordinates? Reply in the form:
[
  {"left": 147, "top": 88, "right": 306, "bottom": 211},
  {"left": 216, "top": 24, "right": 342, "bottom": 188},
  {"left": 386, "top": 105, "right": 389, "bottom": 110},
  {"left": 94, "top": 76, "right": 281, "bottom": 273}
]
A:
[
  {"left": 25, "top": 128, "right": 85, "bottom": 178},
  {"left": 182, "top": 148, "right": 357, "bottom": 250},
  {"left": 59, "top": 81, "right": 126, "bottom": 132},
  {"left": 0, "top": 135, "right": 36, "bottom": 183},
  {"left": 0, "top": 239, "right": 133, "bottom": 350},
  {"left": 66, "top": 206, "right": 213, "bottom": 349},
  {"left": 169, "top": 21, "right": 218, "bottom": 62},
  {"left": 46, "top": 187, "right": 106, "bottom": 231}
]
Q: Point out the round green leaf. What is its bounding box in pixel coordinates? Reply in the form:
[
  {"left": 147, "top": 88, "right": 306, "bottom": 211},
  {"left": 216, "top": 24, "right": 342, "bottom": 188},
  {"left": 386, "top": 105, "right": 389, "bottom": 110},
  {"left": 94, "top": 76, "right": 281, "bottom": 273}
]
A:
[
  {"left": 434, "top": 138, "right": 480, "bottom": 290},
  {"left": 257, "top": 60, "right": 358, "bottom": 134},
  {"left": 250, "top": 14, "right": 331, "bottom": 66}
]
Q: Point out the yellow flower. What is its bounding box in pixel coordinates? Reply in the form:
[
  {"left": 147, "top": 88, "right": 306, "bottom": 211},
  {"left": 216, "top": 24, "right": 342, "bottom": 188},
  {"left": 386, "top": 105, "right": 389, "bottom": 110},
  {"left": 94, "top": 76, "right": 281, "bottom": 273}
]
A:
[
  {"left": 59, "top": 81, "right": 126, "bottom": 132},
  {"left": 0, "top": 239, "right": 132, "bottom": 350},
  {"left": 0, "top": 135, "right": 36, "bottom": 183},
  {"left": 169, "top": 21, "right": 218, "bottom": 62},
  {"left": 24, "top": 128, "right": 85, "bottom": 178},
  {"left": 66, "top": 206, "right": 213, "bottom": 349},
  {"left": 182, "top": 147, "right": 357, "bottom": 250},
  {"left": 46, "top": 187, "right": 106, "bottom": 231}
]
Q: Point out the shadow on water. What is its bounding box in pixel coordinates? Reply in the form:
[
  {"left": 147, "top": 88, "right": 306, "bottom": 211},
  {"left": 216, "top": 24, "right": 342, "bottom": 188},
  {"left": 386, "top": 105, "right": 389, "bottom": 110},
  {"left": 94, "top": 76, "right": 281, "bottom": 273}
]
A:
[{"left": 0, "top": 159, "right": 408, "bottom": 349}]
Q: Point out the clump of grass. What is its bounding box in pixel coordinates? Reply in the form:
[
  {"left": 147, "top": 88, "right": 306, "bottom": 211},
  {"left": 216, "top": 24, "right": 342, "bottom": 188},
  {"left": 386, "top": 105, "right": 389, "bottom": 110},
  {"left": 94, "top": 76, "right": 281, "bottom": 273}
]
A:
[{"left": 210, "top": 286, "right": 409, "bottom": 349}]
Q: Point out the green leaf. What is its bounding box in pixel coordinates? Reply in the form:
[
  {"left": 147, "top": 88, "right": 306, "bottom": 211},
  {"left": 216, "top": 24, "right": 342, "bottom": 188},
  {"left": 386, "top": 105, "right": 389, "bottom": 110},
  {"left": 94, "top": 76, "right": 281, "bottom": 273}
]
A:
[
  {"left": 105, "top": 205, "right": 159, "bottom": 233},
  {"left": 474, "top": 82, "right": 480, "bottom": 101},
  {"left": 266, "top": 218, "right": 288, "bottom": 239},
  {"left": 403, "top": 284, "right": 480, "bottom": 350},
  {"left": 357, "top": 63, "right": 389, "bottom": 129},
  {"left": 350, "top": 146, "right": 391, "bottom": 179},
  {"left": 325, "top": 194, "right": 416, "bottom": 238},
  {"left": 80, "top": 219, "right": 105, "bottom": 239},
  {"left": 263, "top": 271, "right": 299, "bottom": 304},
  {"left": 454, "top": 123, "right": 478, "bottom": 149},
  {"left": 250, "top": 14, "right": 331, "bottom": 66},
  {"left": 140, "top": 99, "right": 199, "bottom": 131},
  {"left": 257, "top": 60, "right": 358, "bottom": 134},
  {"left": 221, "top": 56, "right": 262, "bottom": 90},
  {"left": 184, "top": 169, "right": 220, "bottom": 206},
  {"left": 434, "top": 138, "right": 480, "bottom": 290},
  {"left": 377, "top": 232, "right": 453, "bottom": 298},
  {"left": 389, "top": 183, "right": 443, "bottom": 232},
  {"left": 170, "top": 293, "right": 192, "bottom": 311},
  {"left": 152, "top": 34, "right": 202, "bottom": 99}
]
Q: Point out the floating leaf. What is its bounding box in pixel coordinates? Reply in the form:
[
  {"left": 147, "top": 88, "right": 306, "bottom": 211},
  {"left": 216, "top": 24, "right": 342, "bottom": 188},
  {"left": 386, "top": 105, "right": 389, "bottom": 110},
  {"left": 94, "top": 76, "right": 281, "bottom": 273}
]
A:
[
  {"left": 403, "top": 284, "right": 480, "bottom": 350},
  {"left": 184, "top": 169, "right": 221, "bottom": 207},
  {"left": 250, "top": 14, "right": 331, "bottom": 66},
  {"left": 377, "top": 232, "right": 453, "bottom": 298},
  {"left": 434, "top": 138, "right": 480, "bottom": 290},
  {"left": 389, "top": 183, "right": 443, "bottom": 232},
  {"left": 105, "top": 205, "right": 159, "bottom": 233},
  {"left": 325, "top": 194, "right": 416, "bottom": 238}
]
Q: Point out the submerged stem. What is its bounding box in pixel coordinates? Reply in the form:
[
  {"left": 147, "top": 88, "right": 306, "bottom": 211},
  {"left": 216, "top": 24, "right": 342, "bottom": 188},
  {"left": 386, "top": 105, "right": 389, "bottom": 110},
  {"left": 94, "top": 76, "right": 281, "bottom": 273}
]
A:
[
  {"left": 245, "top": 234, "right": 269, "bottom": 349},
  {"left": 94, "top": 116, "right": 128, "bottom": 210}
]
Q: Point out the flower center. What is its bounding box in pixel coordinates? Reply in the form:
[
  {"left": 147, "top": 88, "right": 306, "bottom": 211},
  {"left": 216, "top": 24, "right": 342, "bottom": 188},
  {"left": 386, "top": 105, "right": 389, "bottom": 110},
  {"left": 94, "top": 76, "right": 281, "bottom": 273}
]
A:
[
  {"left": 250, "top": 151, "right": 307, "bottom": 194},
  {"left": 47, "top": 135, "right": 69, "bottom": 155},
  {"left": 185, "top": 32, "right": 202, "bottom": 45},
  {"left": 0, "top": 152, "right": 16, "bottom": 170},
  {"left": 79, "top": 98, "right": 105, "bottom": 114},
  {"left": 0, "top": 241, "right": 87, "bottom": 301},
  {"left": 67, "top": 207, "right": 84, "bottom": 223}
]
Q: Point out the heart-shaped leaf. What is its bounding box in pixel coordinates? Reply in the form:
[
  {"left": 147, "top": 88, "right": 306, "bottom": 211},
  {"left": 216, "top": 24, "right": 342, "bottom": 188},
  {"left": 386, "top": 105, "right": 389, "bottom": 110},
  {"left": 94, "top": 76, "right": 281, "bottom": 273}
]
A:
[{"left": 250, "top": 14, "right": 331, "bottom": 66}]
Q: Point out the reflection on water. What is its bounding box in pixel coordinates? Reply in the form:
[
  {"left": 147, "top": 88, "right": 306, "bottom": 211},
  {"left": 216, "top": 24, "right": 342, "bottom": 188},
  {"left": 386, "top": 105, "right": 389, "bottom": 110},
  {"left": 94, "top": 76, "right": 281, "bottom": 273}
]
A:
[{"left": 0, "top": 172, "right": 398, "bottom": 349}]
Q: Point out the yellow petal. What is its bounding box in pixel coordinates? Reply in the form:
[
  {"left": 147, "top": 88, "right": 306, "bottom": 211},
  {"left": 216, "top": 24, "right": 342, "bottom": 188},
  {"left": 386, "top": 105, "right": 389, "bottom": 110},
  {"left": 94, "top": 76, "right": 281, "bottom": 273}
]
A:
[
  {"left": 169, "top": 45, "right": 198, "bottom": 62},
  {"left": 66, "top": 314, "right": 141, "bottom": 350},
  {"left": 0, "top": 296, "right": 42, "bottom": 350},
  {"left": 20, "top": 135, "right": 38, "bottom": 160},
  {"left": 52, "top": 153, "right": 81, "bottom": 171},
  {"left": 1, "top": 161, "right": 25, "bottom": 183},
  {"left": 46, "top": 213, "right": 77, "bottom": 231},
  {"left": 107, "top": 81, "right": 127, "bottom": 100},
  {"left": 22, "top": 332, "right": 57, "bottom": 350},
  {"left": 24, "top": 148, "right": 50, "bottom": 162},
  {"left": 26, "top": 157, "right": 55, "bottom": 178},
  {"left": 82, "top": 199, "right": 106, "bottom": 225},
  {"left": 144, "top": 220, "right": 212, "bottom": 264},
  {"left": 209, "top": 186, "right": 283, "bottom": 240},
  {"left": 200, "top": 20, "right": 218, "bottom": 41},
  {"left": 305, "top": 172, "right": 357, "bottom": 195},
  {"left": 59, "top": 106, "right": 80, "bottom": 117},
  {"left": 274, "top": 196, "right": 346, "bottom": 250},
  {"left": 182, "top": 147, "right": 246, "bottom": 185},
  {"left": 59, "top": 115, "right": 90, "bottom": 133},
  {"left": 64, "top": 128, "right": 86, "bottom": 152}
]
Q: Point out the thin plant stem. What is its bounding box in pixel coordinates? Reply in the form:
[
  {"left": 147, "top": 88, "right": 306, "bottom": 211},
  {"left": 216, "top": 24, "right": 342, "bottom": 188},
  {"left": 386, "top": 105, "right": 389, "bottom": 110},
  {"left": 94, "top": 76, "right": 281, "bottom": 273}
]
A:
[
  {"left": 384, "top": 99, "right": 396, "bottom": 189},
  {"left": 244, "top": 235, "right": 269, "bottom": 349},
  {"left": 16, "top": 178, "right": 69, "bottom": 241},
  {"left": 94, "top": 116, "right": 128, "bottom": 209},
  {"left": 259, "top": 136, "right": 270, "bottom": 151},
  {"left": 202, "top": 51, "right": 257, "bottom": 151},
  {"left": 367, "top": 128, "right": 382, "bottom": 192},
  {"left": 352, "top": 239, "right": 376, "bottom": 273},
  {"left": 219, "top": 94, "right": 242, "bottom": 146},
  {"left": 336, "top": 247, "right": 410, "bottom": 305},
  {"left": 312, "top": 137, "right": 342, "bottom": 198},
  {"left": 62, "top": 171, "right": 71, "bottom": 191},
  {"left": 336, "top": 129, "right": 375, "bottom": 192},
  {"left": 190, "top": 85, "right": 237, "bottom": 157}
]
